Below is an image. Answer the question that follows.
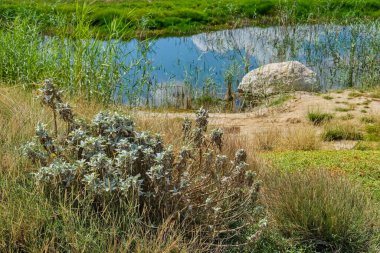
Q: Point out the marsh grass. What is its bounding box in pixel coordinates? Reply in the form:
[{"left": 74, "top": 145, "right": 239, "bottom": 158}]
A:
[
  {"left": 348, "top": 91, "right": 362, "bottom": 97},
  {"left": 361, "top": 115, "right": 377, "bottom": 123},
  {"left": 365, "top": 123, "right": 380, "bottom": 141},
  {"left": 268, "top": 94, "right": 293, "bottom": 107},
  {"left": 369, "top": 88, "right": 380, "bottom": 99},
  {"left": 354, "top": 141, "right": 380, "bottom": 151},
  {"left": 0, "top": 7, "right": 146, "bottom": 104},
  {"left": 254, "top": 127, "right": 282, "bottom": 151}
]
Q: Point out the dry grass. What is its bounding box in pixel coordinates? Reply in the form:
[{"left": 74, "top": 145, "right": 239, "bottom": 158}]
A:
[
  {"left": 280, "top": 126, "right": 320, "bottom": 151},
  {"left": 0, "top": 86, "right": 53, "bottom": 175},
  {"left": 252, "top": 126, "right": 320, "bottom": 151},
  {"left": 0, "top": 85, "right": 202, "bottom": 252},
  {"left": 254, "top": 127, "right": 282, "bottom": 151},
  {"left": 134, "top": 115, "right": 184, "bottom": 147},
  {"left": 2, "top": 85, "right": 380, "bottom": 252},
  {"left": 1, "top": 85, "right": 268, "bottom": 252}
]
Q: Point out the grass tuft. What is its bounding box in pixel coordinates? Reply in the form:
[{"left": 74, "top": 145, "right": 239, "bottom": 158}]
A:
[
  {"left": 262, "top": 168, "right": 380, "bottom": 253},
  {"left": 322, "top": 122, "right": 363, "bottom": 141},
  {"left": 348, "top": 91, "right": 362, "bottom": 98},
  {"left": 307, "top": 110, "right": 334, "bottom": 125},
  {"left": 322, "top": 95, "right": 334, "bottom": 100},
  {"left": 281, "top": 126, "right": 320, "bottom": 151},
  {"left": 340, "top": 113, "right": 354, "bottom": 120},
  {"left": 335, "top": 105, "right": 355, "bottom": 112},
  {"left": 361, "top": 115, "right": 376, "bottom": 124}
]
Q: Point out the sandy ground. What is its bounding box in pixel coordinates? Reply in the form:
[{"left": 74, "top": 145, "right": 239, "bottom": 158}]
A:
[{"left": 136, "top": 90, "right": 380, "bottom": 150}]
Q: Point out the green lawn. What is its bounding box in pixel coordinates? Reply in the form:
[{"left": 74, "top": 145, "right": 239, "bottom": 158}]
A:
[
  {"left": 1, "top": 0, "right": 380, "bottom": 38},
  {"left": 263, "top": 150, "right": 380, "bottom": 200}
]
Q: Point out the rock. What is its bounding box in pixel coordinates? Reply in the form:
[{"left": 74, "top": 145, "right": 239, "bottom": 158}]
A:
[{"left": 238, "top": 61, "right": 319, "bottom": 97}]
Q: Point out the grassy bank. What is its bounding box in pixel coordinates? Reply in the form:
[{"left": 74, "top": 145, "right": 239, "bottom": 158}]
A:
[{"left": 1, "top": 0, "right": 380, "bottom": 38}]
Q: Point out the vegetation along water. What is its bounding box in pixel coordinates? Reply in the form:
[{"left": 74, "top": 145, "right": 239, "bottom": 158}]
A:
[{"left": 0, "top": 1, "right": 379, "bottom": 252}]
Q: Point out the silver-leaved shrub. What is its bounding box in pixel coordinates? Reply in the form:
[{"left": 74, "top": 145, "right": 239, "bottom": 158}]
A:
[{"left": 22, "top": 80, "right": 265, "bottom": 248}]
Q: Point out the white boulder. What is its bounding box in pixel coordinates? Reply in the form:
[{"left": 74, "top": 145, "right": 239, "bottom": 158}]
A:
[{"left": 238, "top": 61, "right": 319, "bottom": 97}]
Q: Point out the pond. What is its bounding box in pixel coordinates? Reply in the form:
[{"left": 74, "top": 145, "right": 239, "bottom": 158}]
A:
[{"left": 115, "top": 23, "right": 380, "bottom": 106}]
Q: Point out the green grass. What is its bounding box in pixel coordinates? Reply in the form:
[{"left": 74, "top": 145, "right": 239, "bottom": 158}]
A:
[
  {"left": 307, "top": 111, "right": 334, "bottom": 125},
  {"left": 1, "top": 0, "right": 380, "bottom": 38},
  {"left": 348, "top": 91, "right": 362, "bottom": 97},
  {"left": 263, "top": 150, "right": 380, "bottom": 200},
  {"left": 268, "top": 94, "right": 293, "bottom": 107},
  {"left": 322, "top": 123, "right": 363, "bottom": 141},
  {"left": 322, "top": 94, "right": 334, "bottom": 100},
  {"left": 335, "top": 105, "right": 355, "bottom": 112},
  {"left": 365, "top": 123, "right": 380, "bottom": 141}
]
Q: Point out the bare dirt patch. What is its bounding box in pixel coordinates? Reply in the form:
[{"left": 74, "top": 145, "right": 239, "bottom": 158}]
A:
[{"left": 135, "top": 90, "right": 380, "bottom": 150}]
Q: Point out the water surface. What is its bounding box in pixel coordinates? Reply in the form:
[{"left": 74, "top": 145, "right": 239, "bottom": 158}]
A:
[{"left": 116, "top": 23, "right": 380, "bottom": 105}]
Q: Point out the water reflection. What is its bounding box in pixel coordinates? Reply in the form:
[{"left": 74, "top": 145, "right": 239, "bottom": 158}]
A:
[{"left": 116, "top": 23, "right": 380, "bottom": 105}]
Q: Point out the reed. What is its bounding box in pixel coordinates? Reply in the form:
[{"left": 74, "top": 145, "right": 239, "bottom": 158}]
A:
[{"left": 0, "top": 6, "right": 145, "bottom": 104}]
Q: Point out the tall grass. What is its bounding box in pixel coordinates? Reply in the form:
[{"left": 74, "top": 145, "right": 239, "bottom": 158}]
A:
[{"left": 0, "top": 5, "right": 143, "bottom": 104}]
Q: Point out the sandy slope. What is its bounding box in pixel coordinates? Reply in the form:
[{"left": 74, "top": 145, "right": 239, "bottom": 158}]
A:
[{"left": 136, "top": 90, "right": 380, "bottom": 150}]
